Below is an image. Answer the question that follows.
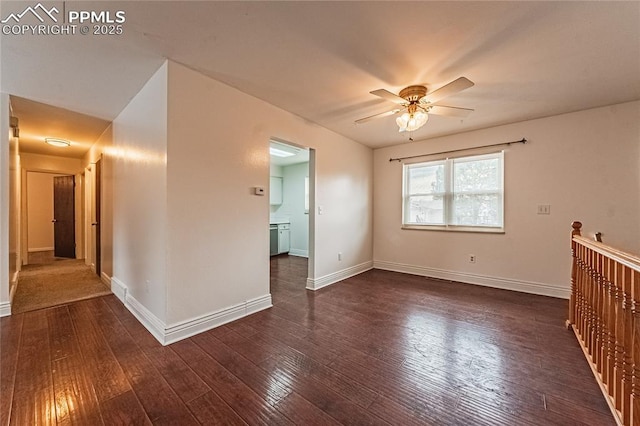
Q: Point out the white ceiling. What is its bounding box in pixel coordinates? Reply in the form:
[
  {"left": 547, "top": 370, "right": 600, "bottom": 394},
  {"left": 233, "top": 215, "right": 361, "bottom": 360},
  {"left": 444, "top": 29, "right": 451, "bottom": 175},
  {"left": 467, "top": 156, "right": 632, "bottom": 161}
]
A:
[{"left": 2, "top": 1, "right": 639, "bottom": 154}]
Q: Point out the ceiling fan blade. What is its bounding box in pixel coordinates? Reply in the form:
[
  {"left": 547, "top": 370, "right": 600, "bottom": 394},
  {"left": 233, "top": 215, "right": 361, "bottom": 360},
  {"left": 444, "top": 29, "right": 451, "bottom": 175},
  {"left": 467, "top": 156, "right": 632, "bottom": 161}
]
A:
[
  {"left": 428, "top": 105, "right": 474, "bottom": 118},
  {"left": 421, "top": 77, "right": 474, "bottom": 104},
  {"left": 370, "top": 89, "right": 407, "bottom": 104},
  {"left": 355, "top": 108, "right": 402, "bottom": 124}
]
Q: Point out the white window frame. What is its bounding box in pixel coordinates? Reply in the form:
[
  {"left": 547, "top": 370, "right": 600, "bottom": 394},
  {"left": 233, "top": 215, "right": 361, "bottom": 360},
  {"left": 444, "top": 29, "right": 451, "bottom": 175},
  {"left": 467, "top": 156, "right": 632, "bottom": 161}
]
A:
[{"left": 402, "top": 151, "right": 505, "bottom": 233}]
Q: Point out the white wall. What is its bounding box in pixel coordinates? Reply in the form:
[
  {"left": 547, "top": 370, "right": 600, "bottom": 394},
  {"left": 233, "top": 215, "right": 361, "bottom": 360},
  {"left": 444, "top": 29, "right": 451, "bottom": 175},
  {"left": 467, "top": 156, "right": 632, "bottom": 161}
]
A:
[
  {"left": 0, "top": 93, "right": 11, "bottom": 315},
  {"left": 276, "top": 162, "right": 309, "bottom": 257},
  {"left": 373, "top": 101, "right": 640, "bottom": 298},
  {"left": 270, "top": 164, "right": 283, "bottom": 177},
  {"left": 165, "top": 60, "right": 373, "bottom": 326},
  {"left": 269, "top": 164, "right": 284, "bottom": 216},
  {"left": 112, "top": 62, "right": 168, "bottom": 325}
]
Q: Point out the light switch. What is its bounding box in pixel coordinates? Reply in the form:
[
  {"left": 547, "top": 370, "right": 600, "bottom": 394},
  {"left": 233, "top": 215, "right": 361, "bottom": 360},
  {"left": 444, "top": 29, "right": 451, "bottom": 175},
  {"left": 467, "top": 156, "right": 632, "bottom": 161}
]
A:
[
  {"left": 254, "top": 187, "right": 265, "bottom": 196},
  {"left": 318, "top": 205, "right": 323, "bottom": 215}
]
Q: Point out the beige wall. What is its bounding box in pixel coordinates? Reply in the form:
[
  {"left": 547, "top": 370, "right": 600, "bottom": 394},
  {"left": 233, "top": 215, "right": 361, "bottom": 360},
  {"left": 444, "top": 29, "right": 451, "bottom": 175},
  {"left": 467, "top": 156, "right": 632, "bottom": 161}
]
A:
[
  {"left": 112, "top": 62, "right": 168, "bottom": 325},
  {"left": 109, "top": 60, "right": 372, "bottom": 341},
  {"left": 165, "top": 61, "right": 373, "bottom": 326},
  {"left": 373, "top": 101, "right": 640, "bottom": 298}
]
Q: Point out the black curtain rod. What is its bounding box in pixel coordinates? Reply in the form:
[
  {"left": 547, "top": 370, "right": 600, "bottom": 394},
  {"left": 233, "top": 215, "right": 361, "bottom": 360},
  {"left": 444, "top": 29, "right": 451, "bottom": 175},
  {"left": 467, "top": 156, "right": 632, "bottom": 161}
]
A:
[{"left": 389, "top": 138, "right": 527, "bottom": 162}]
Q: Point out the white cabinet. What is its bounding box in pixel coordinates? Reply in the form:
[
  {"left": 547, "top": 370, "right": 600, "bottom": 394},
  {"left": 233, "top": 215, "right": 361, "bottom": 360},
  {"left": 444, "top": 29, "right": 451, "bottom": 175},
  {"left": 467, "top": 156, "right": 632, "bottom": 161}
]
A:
[
  {"left": 270, "top": 176, "right": 282, "bottom": 205},
  {"left": 278, "top": 224, "right": 290, "bottom": 254}
]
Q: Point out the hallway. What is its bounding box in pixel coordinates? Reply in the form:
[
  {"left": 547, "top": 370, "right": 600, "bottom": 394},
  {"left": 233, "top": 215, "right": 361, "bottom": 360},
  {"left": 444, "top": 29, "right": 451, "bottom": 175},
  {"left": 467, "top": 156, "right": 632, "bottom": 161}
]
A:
[{"left": 11, "top": 251, "right": 111, "bottom": 314}]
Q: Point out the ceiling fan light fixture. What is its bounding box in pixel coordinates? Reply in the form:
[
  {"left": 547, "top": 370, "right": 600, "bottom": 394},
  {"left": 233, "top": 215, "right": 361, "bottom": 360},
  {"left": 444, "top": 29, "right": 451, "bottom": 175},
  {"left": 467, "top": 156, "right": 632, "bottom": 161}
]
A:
[
  {"left": 396, "top": 108, "right": 428, "bottom": 132},
  {"left": 44, "top": 137, "right": 71, "bottom": 147}
]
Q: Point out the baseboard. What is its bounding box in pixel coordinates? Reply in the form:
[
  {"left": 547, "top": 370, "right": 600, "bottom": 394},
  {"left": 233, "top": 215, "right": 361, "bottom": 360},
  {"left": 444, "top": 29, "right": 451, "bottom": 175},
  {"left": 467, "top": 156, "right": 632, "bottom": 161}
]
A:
[
  {"left": 306, "top": 261, "right": 373, "bottom": 291},
  {"left": 246, "top": 294, "right": 273, "bottom": 315},
  {"left": 100, "top": 271, "right": 111, "bottom": 288},
  {"left": 110, "top": 276, "right": 272, "bottom": 346},
  {"left": 288, "top": 249, "right": 308, "bottom": 258},
  {"left": 110, "top": 276, "right": 128, "bottom": 303},
  {"left": 164, "top": 294, "right": 272, "bottom": 345},
  {"left": 125, "top": 292, "right": 166, "bottom": 345},
  {"left": 373, "top": 260, "right": 569, "bottom": 299},
  {"left": 0, "top": 301, "right": 11, "bottom": 317},
  {"left": 27, "top": 247, "right": 54, "bottom": 253}
]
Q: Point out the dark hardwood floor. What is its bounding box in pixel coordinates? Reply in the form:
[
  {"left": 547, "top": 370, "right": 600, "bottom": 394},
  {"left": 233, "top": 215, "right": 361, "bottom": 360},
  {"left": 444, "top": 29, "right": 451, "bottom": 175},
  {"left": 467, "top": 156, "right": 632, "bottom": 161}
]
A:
[{"left": 1, "top": 254, "right": 612, "bottom": 425}]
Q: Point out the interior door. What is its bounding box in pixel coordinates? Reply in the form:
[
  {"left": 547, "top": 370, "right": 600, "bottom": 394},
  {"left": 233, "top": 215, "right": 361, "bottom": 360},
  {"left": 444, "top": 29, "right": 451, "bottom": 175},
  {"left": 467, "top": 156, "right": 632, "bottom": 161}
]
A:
[
  {"left": 94, "top": 158, "right": 101, "bottom": 276},
  {"left": 53, "top": 175, "right": 75, "bottom": 258}
]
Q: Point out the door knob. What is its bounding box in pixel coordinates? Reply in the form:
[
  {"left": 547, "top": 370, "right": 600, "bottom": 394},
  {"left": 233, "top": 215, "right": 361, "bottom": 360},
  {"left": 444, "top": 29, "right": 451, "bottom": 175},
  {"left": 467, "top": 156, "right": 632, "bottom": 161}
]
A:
[
  {"left": 51, "top": 219, "right": 57, "bottom": 223},
  {"left": 91, "top": 222, "right": 98, "bottom": 226}
]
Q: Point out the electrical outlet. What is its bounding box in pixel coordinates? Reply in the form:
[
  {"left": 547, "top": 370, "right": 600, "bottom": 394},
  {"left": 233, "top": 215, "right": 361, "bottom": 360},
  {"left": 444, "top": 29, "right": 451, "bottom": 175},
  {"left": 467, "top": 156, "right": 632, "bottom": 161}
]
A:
[
  {"left": 537, "top": 204, "right": 551, "bottom": 215},
  {"left": 469, "top": 254, "right": 476, "bottom": 263},
  {"left": 338, "top": 252, "right": 342, "bottom": 261}
]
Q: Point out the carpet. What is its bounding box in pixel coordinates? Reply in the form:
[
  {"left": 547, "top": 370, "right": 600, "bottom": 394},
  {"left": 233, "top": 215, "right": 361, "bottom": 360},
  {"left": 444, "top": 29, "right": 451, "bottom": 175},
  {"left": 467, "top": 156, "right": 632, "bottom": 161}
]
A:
[{"left": 12, "top": 258, "right": 111, "bottom": 314}]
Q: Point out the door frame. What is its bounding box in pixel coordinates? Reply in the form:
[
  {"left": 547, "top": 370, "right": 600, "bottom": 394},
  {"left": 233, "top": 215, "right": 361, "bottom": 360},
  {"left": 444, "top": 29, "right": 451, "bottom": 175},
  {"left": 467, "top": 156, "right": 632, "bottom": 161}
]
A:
[
  {"left": 94, "top": 157, "right": 102, "bottom": 276},
  {"left": 268, "top": 138, "right": 316, "bottom": 285},
  {"left": 21, "top": 167, "right": 84, "bottom": 266}
]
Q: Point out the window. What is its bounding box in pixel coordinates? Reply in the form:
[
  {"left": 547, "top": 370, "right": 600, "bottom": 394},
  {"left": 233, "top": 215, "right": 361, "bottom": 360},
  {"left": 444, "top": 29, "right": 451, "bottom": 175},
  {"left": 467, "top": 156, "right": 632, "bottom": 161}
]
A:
[{"left": 402, "top": 151, "right": 504, "bottom": 231}]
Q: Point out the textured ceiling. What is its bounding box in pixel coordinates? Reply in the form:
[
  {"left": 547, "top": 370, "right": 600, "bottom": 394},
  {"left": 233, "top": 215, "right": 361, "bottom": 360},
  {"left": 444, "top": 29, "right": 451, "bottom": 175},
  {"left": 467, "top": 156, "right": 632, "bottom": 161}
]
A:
[{"left": 2, "top": 1, "right": 639, "bottom": 156}]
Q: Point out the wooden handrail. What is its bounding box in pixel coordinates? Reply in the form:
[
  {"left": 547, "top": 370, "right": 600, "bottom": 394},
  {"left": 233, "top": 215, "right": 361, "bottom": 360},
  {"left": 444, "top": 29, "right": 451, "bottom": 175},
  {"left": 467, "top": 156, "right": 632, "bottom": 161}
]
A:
[
  {"left": 568, "top": 221, "right": 640, "bottom": 426},
  {"left": 572, "top": 235, "right": 640, "bottom": 272}
]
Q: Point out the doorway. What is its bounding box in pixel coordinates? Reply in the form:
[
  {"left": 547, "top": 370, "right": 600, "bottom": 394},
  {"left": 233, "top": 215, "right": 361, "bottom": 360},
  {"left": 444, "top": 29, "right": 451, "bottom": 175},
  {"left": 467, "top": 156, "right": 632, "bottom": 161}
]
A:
[
  {"left": 268, "top": 139, "right": 315, "bottom": 292},
  {"left": 25, "top": 171, "right": 75, "bottom": 259},
  {"left": 14, "top": 168, "right": 110, "bottom": 314}
]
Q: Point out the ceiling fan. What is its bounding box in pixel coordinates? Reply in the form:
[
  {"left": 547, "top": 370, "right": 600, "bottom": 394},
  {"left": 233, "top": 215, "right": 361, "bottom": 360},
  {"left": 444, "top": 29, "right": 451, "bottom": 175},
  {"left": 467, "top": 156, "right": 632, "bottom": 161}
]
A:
[{"left": 356, "top": 77, "right": 475, "bottom": 132}]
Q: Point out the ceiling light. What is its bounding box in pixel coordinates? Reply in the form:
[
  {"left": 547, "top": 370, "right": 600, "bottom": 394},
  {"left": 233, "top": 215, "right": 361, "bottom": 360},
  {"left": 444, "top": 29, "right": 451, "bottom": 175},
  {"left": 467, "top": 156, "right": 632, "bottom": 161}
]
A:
[
  {"left": 270, "top": 147, "right": 296, "bottom": 157},
  {"left": 269, "top": 141, "right": 301, "bottom": 158},
  {"left": 396, "top": 105, "right": 428, "bottom": 133},
  {"left": 44, "top": 137, "right": 71, "bottom": 147}
]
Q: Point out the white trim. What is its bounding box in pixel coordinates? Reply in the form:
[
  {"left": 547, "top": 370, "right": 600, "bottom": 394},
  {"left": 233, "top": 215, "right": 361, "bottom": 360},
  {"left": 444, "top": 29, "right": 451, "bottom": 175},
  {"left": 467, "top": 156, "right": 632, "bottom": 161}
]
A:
[
  {"left": 27, "top": 247, "right": 54, "bottom": 252},
  {"left": 246, "top": 294, "right": 273, "bottom": 315},
  {"left": 373, "top": 260, "right": 569, "bottom": 299},
  {"left": 110, "top": 275, "right": 272, "bottom": 346},
  {"left": 125, "top": 292, "right": 166, "bottom": 344},
  {"left": 100, "top": 271, "right": 111, "bottom": 288},
  {"left": 164, "top": 294, "right": 272, "bottom": 345},
  {"left": 306, "top": 261, "right": 373, "bottom": 291},
  {"left": 288, "top": 249, "right": 308, "bottom": 258},
  {"left": 0, "top": 301, "right": 11, "bottom": 317},
  {"left": 110, "top": 276, "right": 127, "bottom": 303}
]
